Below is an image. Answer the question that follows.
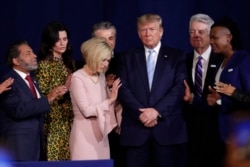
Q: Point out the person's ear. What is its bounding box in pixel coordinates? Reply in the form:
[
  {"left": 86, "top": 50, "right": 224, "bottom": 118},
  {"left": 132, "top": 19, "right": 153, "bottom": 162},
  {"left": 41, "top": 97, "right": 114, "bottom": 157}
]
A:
[
  {"left": 227, "top": 34, "right": 232, "bottom": 43},
  {"left": 12, "top": 58, "right": 19, "bottom": 66},
  {"left": 160, "top": 28, "right": 164, "bottom": 37}
]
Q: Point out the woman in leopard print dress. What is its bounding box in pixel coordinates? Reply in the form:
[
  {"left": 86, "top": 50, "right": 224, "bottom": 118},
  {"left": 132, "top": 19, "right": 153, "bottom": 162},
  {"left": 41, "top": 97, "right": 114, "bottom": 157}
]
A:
[{"left": 35, "top": 21, "right": 75, "bottom": 160}]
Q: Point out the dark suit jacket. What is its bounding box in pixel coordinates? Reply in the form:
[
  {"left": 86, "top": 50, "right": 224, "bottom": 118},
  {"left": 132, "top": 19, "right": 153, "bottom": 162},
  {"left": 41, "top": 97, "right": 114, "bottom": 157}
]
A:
[
  {"left": 0, "top": 69, "right": 51, "bottom": 161},
  {"left": 118, "top": 45, "right": 188, "bottom": 146},
  {"left": 105, "top": 51, "right": 120, "bottom": 76},
  {"left": 219, "top": 50, "right": 250, "bottom": 141},
  {"left": 231, "top": 89, "right": 250, "bottom": 108},
  {"left": 184, "top": 51, "right": 224, "bottom": 167},
  {"left": 185, "top": 52, "right": 223, "bottom": 106}
]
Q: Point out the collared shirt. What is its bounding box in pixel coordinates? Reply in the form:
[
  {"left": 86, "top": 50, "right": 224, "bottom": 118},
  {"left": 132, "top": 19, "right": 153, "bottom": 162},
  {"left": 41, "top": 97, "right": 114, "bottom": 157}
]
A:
[
  {"left": 13, "top": 68, "right": 41, "bottom": 98},
  {"left": 192, "top": 45, "right": 212, "bottom": 89},
  {"left": 144, "top": 42, "right": 161, "bottom": 68}
]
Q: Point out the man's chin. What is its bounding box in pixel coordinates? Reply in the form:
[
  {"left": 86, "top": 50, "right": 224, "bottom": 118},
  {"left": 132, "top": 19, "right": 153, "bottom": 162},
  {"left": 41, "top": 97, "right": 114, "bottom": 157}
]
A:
[{"left": 29, "top": 65, "right": 38, "bottom": 71}]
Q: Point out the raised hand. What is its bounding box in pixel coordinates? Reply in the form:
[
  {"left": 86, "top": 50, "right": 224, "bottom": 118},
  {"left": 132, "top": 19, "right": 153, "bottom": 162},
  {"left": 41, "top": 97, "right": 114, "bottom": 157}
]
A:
[
  {"left": 109, "top": 78, "right": 122, "bottom": 104},
  {"left": 0, "top": 77, "right": 14, "bottom": 94},
  {"left": 65, "top": 74, "right": 73, "bottom": 90},
  {"left": 183, "top": 80, "right": 194, "bottom": 102},
  {"left": 214, "top": 82, "right": 236, "bottom": 96},
  {"left": 106, "top": 74, "right": 116, "bottom": 88},
  {"left": 47, "top": 85, "right": 68, "bottom": 103}
]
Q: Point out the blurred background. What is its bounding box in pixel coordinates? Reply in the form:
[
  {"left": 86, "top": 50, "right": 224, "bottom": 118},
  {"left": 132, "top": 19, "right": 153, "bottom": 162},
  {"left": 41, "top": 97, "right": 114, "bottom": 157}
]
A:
[{"left": 1, "top": 0, "right": 250, "bottom": 75}]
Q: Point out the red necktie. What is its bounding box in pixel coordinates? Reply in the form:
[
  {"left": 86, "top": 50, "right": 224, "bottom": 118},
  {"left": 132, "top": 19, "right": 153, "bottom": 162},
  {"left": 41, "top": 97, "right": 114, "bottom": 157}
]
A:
[{"left": 25, "top": 75, "right": 37, "bottom": 99}]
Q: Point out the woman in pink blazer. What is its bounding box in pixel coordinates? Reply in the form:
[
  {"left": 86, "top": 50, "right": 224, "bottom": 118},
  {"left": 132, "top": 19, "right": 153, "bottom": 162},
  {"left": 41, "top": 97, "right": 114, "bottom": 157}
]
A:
[{"left": 69, "top": 37, "right": 121, "bottom": 160}]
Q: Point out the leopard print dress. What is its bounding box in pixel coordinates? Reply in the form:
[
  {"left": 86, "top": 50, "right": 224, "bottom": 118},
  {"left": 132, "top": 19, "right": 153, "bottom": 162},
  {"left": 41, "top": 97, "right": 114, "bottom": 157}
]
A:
[{"left": 35, "top": 57, "right": 74, "bottom": 160}]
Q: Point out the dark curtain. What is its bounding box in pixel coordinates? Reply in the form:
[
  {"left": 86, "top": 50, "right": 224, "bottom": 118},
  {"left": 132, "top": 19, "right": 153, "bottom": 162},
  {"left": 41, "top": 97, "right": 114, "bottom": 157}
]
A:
[{"left": 1, "top": 0, "right": 250, "bottom": 75}]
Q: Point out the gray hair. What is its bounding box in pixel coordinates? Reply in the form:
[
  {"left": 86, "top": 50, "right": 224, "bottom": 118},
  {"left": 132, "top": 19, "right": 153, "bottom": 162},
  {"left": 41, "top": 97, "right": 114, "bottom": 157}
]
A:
[
  {"left": 92, "top": 21, "right": 116, "bottom": 37},
  {"left": 189, "top": 13, "right": 214, "bottom": 33}
]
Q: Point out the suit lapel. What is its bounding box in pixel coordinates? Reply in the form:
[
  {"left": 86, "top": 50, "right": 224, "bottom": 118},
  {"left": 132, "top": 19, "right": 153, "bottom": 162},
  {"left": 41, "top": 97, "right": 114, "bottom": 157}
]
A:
[
  {"left": 11, "top": 70, "right": 41, "bottom": 98},
  {"left": 204, "top": 53, "right": 223, "bottom": 90},
  {"left": 31, "top": 75, "right": 42, "bottom": 95},
  {"left": 134, "top": 49, "right": 150, "bottom": 91},
  {"left": 186, "top": 51, "right": 223, "bottom": 96},
  {"left": 151, "top": 47, "right": 170, "bottom": 92},
  {"left": 186, "top": 52, "right": 195, "bottom": 91},
  {"left": 30, "top": 71, "right": 42, "bottom": 95},
  {"left": 11, "top": 70, "right": 34, "bottom": 96}
]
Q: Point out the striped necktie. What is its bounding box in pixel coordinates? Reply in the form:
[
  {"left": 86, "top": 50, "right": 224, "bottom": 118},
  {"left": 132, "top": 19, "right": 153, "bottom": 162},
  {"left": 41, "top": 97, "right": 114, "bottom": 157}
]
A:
[{"left": 195, "top": 56, "right": 203, "bottom": 96}]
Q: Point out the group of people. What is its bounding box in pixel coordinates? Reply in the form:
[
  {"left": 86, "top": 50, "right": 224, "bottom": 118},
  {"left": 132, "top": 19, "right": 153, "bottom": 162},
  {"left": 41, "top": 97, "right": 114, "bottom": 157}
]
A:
[
  {"left": 0, "top": 19, "right": 124, "bottom": 166},
  {"left": 0, "top": 12, "right": 250, "bottom": 167},
  {"left": 183, "top": 13, "right": 250, "bottom": 167}
]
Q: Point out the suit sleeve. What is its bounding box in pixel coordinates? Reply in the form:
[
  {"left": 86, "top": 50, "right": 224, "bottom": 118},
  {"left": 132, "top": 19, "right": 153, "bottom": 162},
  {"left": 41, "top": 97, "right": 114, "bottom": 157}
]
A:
[
  {"left": 0, "top": 83, "right": 51, "bottom": 119},
  {"left": 117, "top": 52, "right": 145, "bottom": 120},
  {"left": 153, "top": 52, "right": 187, "bottom": 117},
  {"left": 221, "top": 52, "right": 250, "bottom": 110},
  {"left": 231, "top": 89, "right": 250, "bottom": 108}
]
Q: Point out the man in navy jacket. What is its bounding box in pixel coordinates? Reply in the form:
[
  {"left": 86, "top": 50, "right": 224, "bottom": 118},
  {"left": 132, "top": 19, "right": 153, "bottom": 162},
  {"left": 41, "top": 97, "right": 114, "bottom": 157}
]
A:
[
  {"left": 118, "top": 14, "right": 187, "bottom": 167},
  {"left": 0, "top": 40, "right": 67, "bottom": 161}
]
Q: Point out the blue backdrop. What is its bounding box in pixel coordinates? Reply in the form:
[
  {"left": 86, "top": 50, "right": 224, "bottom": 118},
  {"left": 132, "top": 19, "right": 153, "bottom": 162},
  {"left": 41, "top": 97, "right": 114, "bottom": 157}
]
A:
[{"left": 1, "top": 0, "right": 250, "bottom": 75}]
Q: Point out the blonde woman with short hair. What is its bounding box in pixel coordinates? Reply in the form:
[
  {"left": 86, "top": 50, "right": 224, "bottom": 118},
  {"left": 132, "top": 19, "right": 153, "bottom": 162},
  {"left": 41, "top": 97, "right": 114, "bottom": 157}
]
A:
[{"left": 69, "top": 37, "right": 121, "bottom": 160}]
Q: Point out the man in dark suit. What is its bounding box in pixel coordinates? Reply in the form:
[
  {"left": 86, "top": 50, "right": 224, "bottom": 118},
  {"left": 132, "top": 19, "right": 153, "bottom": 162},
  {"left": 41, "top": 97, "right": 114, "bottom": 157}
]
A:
[
  {"left": 0, "top": 40, "right": 68, "bottom": 161},
  {"left": 118, "top": 13, "right": 187, "bottom": 167},
  {"left": 183, "top": 14, "right": 224, "bottom": 167},
  {"left": 75, "top": 21, "right": 120, "bottom": 79},
  {"left": 91, "top": 21, "right": 120, "bottom": 88}
]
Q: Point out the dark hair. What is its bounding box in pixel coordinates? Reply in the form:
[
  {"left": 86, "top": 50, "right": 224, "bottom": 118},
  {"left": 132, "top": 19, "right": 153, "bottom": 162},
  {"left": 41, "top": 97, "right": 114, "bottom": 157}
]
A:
[
  {"left": 6, "top": 40, "right": 28, "bottom": 67},
  {"left": 91, "top": 21, "right": 116, "bottom": 37},
  {"left": 211, "top": 17, "right": 242, "bottom": 50},
  {"left": 38, "top": 21, "right": 74, "bottom": 71}
]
